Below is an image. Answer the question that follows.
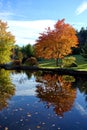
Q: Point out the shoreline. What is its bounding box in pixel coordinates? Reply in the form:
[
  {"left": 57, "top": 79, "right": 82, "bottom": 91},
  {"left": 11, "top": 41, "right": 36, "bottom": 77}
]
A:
[{"left": 0, "top": 64, "right": 87, "bottom": 77}]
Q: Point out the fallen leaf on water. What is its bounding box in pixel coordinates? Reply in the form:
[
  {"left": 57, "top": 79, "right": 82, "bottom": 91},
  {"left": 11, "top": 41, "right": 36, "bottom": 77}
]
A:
[
  {"left": 20, "top": 119, "right": 23, "bottom": 122},
  {"left": 42, "top": 122, "right": 45, "bottom": 125},
  {"left": 4, "top": 117, "right": 7, "bottom": 119},
  {"left": 27, "top": 113, "right": 31, "bottom": 117},
  {"left": 36, "top": 125, "right": 41, "bottom": 129},
  {"left": 5, "top": 127, "right": 8, "bottom": 130},
  {"left": 59, "top": 116, "right": 62, "bottom": 119},
  {"left": 52, "top": 124, "right": 55, "bottom": 127},
  {"left": 19, "top": 108, "right": 23, "bottom": 111},
  {"left": 35, "top": 112, "right": 38, "bottom": 114}
]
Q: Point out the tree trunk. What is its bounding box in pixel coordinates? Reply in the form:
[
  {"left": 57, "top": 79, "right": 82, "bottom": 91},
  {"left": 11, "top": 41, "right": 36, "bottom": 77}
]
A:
[
  {"left": 56, "top": 58, "right": 63, "bottom": 67},
  {"left": 56, "top": 58, "right": 60, "bottom": 66}
]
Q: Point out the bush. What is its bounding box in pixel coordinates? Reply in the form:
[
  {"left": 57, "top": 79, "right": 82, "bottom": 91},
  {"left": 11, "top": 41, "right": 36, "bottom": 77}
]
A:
[
  {"left": 12, "top": 60, "right": 21, "bottom": 66},
  {"left": 25, "top": 57, "right": 38, "bottom": 66},
  {"left": 62, "top": 56, "right": 77, "bottom": 68}
]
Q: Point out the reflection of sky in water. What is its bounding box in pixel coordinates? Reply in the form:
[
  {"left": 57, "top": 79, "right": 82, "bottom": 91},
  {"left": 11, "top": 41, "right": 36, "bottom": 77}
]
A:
[
  {"left": 75, "top": 89, "right": 87, "bottom": 117},
  {"left": 11, "top": 72, "right": 39, "bottom": 96},
  {"left": 75, "top": 102, "right": 87, "bottom": 116}
]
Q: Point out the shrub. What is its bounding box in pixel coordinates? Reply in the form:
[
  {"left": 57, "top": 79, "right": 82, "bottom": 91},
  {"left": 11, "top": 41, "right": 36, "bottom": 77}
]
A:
[
  {"left": 12, "top": 60, "right": 21, "bottom": 66},
  {"left": 62, "top": 56, "right": 77, "bottom": 68},
  {"left": 25, "top": 57, "right": 38, "bottom": 66}
]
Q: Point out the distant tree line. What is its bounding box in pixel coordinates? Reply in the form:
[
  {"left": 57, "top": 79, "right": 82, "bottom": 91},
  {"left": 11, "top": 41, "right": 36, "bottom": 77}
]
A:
[
  {"left": 72, "top": 27, "right": 87, "bottom": 56},
  {"left": 12, "top": 44, "right": 35, "bottom": 62},
  {"left": 12, "top": 44, "right": 36, "bottom": 65}
]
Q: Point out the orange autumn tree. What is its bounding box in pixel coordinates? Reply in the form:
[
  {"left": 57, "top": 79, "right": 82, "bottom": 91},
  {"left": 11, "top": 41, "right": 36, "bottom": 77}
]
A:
[
  {"left": 36, "top": 73, "right": 76, "bottom": 116},
  {"left": 34, "top": 19, "right": 78, "bottom": 66}
]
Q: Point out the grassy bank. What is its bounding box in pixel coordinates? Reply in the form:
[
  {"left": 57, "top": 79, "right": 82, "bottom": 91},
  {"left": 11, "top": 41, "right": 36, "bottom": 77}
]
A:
[
  {"left": 38, "top": 55, "right": 87, "bottom": 71},
  {"left": 74, "top": 55, "right": 87, "bottom": 71}
]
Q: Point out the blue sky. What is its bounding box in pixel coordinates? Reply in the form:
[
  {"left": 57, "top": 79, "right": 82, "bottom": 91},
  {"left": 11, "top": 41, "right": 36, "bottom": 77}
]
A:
[{"left": 0, "top": 0, "right": 87, "bottom": 46}]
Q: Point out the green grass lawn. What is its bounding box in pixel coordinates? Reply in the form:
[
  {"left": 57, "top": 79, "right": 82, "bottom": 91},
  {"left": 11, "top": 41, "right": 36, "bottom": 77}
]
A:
[
  {"left": 74, "top": 55, "right": 87, "bottom": 71},
  {"left": 39, "top": 59, "right": 57, "bottom": 68},
  {"left": 38, "top": 55, "right": 87, "bottom": 71}
]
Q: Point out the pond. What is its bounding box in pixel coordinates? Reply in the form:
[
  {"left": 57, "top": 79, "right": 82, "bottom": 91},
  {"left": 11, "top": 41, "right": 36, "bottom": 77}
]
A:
[{"left": 0, "top": 69, "right": 87, "bottom": 130}]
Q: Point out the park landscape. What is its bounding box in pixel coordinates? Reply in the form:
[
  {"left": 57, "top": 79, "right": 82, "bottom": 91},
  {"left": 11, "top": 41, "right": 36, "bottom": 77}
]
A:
[
  {"left": 0, "top": 19, "right": 87, "bottom": 72},
  {"left": 0, "top": 18, "right": 87, "bottom": 130},
  {"left": 1, "top": 0, "right": 87, "bottom": 129}
]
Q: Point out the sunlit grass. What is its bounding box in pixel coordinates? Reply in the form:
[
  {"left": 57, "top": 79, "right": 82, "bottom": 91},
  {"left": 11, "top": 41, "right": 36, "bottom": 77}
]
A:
[
  {"left": 76, "top": 64, "right": 87, "bottom": 71},
  {"left": 73, "top": 55, "right": 87, "bottom": 71},
  {"left": 38, "top": 55, "right": 87, "bottom": 71},
  {"left": 39, "top": 59, "right": 57, "bottom": 68}
]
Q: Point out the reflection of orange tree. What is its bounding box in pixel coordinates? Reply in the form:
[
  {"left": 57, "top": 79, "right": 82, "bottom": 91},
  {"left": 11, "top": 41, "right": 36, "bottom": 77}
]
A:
[
  {"left": 36, "top": 74, "right": 76, "bottom": 116},
  {"left": 0, "top": 69, "right": 15, "bottom": 111}
]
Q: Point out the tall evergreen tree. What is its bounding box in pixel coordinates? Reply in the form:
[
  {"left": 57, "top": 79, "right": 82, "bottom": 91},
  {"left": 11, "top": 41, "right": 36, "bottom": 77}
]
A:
[{"left": 81, "top": 43, "right": 87, "bottom": 59}]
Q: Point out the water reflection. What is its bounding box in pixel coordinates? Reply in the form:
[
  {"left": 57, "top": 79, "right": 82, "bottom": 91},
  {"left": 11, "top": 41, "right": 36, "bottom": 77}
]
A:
[
  {"left": 73, "top": 77, "right": 87, "bottom": 102},
  {"left": 0, "top": 69, "right": 15, "bottom": 110},
  {"left": 35, "top": 73, "right": 77, "bottom": 116},
  {"left": 0, "top": 70, "right": 87, "bottom": 129},
  {"left": 0, "top": 69, "right": 87, "bottom": 115}
]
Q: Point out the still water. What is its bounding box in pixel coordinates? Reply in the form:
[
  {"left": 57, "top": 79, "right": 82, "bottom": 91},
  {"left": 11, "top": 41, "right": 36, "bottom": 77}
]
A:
[{"left": 0, "top": 69, "right": 87, "bottom": 130}]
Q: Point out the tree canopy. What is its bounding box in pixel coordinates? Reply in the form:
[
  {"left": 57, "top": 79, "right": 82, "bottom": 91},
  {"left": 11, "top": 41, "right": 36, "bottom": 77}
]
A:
[
  {"left": 34, "top": 19, "right": 78, "bottom": 66},
  {"left": 0, "top": 20, "right": 15, "bottom": 64},
  {"left": 36, "top": 74, "right": 76, "bottom": 116}
]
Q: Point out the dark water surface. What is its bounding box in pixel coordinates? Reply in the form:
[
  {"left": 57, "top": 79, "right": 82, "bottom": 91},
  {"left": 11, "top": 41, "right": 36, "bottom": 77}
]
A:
[{"left": 0, "top": 69, "right": 87, "bottom": 130}]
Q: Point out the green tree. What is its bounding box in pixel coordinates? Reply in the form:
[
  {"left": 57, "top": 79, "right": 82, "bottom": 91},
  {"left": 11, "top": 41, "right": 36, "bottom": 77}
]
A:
[
  {"left": 78, "top": 27, "right": 87, "bottom": 46},
  {"left": 21, "top": 45, "right": 26, "bottom": 57},
  {"left": 81, "top": 43, "right": 87, "bottom": 59},
  {"left": 13, "top": 45, "right": 23, "bottom": 62},
  {"left": 0, "top": 20, "right": 15, "bottom": 64},
  {"left": 75, "top": 27, "right": 87, "bottom": 55},
  {"left": 17, "top": 51, "right": 23, "bottom": 62},
  {"left": 24, "top": 44, "right": 34, "bottom": 58}
]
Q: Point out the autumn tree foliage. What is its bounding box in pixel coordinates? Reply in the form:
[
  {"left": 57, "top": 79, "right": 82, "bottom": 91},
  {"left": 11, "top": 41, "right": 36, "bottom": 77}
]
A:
[
  {"left": 36, "top": 73, "right": 76, "bottom": 116},
  {"left": 34, "top": 19, "right": 78, "bottom": 66},
  {"left": 0, "top": 69, "right": 15, "bottom": 110},
  {"left": 0, "top": 20, "right": 15, "bottom": 64}
]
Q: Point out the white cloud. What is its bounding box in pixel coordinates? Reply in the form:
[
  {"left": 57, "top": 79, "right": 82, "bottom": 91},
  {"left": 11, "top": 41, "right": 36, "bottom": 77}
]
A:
[
  {"left": 76, "top": 1, "right": 87, "bottom": 15},
  {"left": 1, "top": 19, "right": 86, "bottom": 46},
  {"left": 7, "top": 20, "right": 87, "bottom": 46},
  {"left": 6, "top": 20, "right": 55, "bottom": 46}
]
